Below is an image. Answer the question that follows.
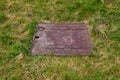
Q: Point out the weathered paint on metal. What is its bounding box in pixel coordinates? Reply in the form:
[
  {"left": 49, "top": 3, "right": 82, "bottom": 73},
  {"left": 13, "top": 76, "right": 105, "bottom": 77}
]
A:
[{"left": 30, "top": 23, "right": 92, "bottom": 55}]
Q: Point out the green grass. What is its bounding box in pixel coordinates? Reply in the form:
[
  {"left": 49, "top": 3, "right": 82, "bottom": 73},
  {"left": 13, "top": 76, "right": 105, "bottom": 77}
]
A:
[
  {"left": 0, "top": 12, "right": 7, "bottom": 23},
  {"left": 0, "top": 0, "right": 120, "bottom": 80}
]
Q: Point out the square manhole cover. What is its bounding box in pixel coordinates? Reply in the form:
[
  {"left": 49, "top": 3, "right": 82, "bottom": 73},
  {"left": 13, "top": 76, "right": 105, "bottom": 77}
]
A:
[{"left": 30, "top": 23, "right": 92, "bottom": 55}]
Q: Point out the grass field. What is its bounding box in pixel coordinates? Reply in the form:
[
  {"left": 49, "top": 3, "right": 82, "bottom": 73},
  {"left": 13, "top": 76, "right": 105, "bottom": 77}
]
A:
[{"left": 0, "top": 0, "right": 120, "bottom": 80}]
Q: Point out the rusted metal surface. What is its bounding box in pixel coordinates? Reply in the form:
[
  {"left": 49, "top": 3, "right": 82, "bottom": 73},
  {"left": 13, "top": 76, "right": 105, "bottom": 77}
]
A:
[{"left": 30, "top": 23, "right": 92, "bottom": 55}]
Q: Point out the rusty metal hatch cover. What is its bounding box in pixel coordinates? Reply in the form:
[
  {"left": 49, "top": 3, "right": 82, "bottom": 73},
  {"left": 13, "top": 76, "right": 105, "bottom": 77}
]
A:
[{"left": 30, "top": 23, "right": 92, "bottom": 55}]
